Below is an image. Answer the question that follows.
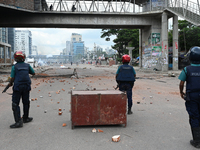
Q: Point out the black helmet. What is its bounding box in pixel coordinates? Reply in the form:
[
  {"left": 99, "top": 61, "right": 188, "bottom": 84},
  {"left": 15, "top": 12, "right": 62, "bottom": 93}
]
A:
[{"left": 189, "top": 46, "right": 200, "bottom": 64}]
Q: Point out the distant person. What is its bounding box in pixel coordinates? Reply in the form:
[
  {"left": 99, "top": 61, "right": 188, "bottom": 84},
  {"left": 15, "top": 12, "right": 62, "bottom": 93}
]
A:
[
  {"left": 50, "top": 4, "right": 53, "bottom": 11},
  {"left": 179, "top": 46, "right": 200, "bottom": 148},
  {"left": 71, "top": 62, "right": 73, "bottom": 65},
  {"left": 72, "top": 5, "right": 76, "bottom": 12},
  {"left": 8, "top": 51, "right": 35, "bottom": 128},
  {"left": 116, "top": 54, "right": 136, "bottom": 115}
]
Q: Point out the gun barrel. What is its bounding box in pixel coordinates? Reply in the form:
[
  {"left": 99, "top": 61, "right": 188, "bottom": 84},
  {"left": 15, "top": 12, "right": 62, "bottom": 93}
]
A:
[{"left": 2, "top": 85, "right": 9, "bottom": 93}]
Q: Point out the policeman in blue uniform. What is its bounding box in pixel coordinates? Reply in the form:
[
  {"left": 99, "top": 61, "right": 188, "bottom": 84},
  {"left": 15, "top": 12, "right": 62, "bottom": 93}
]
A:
[
  {"left": 179, "top": 46, "right": 200, "bottom": 148},
  {"left": 116, "top": 54, "right": 136, "bottom": 115},
  {"left": 8, "top": 51, "right": 35, "bottom": 128}
]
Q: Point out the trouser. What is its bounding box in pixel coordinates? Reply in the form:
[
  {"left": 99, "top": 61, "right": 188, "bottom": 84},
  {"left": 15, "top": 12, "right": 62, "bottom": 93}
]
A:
[
  {"left": 12, "top": 85, "right": 30, "bottom": 122},
  {"left": 119, "top": 82, "right": 133, "bottom": 108},
  {"left": 185, "top": 100, "right": 200, "bottom": 128}
]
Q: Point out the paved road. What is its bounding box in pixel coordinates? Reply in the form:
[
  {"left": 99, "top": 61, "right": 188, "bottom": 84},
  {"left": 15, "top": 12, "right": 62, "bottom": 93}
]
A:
[{"left": 0, "top": 64, "right": 195, "bottom": 150}]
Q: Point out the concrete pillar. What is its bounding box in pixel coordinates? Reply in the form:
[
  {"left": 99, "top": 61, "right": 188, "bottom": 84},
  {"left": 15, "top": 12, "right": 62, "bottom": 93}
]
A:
[
  {"left": 173, "top": 15, "right": 179, "bottom": 71},
  {"left": 139, "top": 29, "right": 142, "bottom": 68},
  {"left": 161, "top": 12, "right": 168, "bottom": 72}
]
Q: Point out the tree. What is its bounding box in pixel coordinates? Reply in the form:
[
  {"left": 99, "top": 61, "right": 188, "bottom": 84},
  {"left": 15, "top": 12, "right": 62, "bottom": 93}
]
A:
[
  {"left": 178, "top": 20, "right": 200, "bottom": 52},
  {"left": 101, "top": 29, "right": 139, "bottom": 59}
]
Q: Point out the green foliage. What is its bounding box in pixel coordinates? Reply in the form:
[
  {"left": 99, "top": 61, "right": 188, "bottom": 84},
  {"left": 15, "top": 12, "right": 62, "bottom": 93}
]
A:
[
  {"left": 178, "top": 20, "right": 200, "bottom": 52},
  {"left": 101, "top": 29, "right": 139, "bottom": 59}
]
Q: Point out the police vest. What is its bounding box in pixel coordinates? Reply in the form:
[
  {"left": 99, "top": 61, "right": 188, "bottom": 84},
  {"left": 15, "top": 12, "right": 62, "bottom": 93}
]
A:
[
  {"left": 186, "top": 65, "right": 200, "bottom": 92},
  {"left": 116, "top": 64, "right": 135, "bottom": 82},
  {"left": 13, "top": 63, "right": 31, "bottom": 91}
]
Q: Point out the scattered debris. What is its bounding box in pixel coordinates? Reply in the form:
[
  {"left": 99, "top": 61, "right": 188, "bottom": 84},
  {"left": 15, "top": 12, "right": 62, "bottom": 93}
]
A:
[
  {"left": 44, "top": 110, "right": 47, "bottom": 113},
  {"left": 137, "top": 102, "right": 140, "bottom": 104},
  {"left": 40, "top": 96, "right": 43, "bottom": 98},
  {"left": 37, "top": 105, "right": 40, "bottom": 107},
  {"left": 98, "top": 129, "right": 103, "bottom": 132},
  {"left": 62, "top": 123, "right": 67, "bottom": 127},
  {"left": 150, "top": 102, "right": 153, "bottom": 104},
  {"left": 92, "top": 128, "right": 97, "bottom": 133},
  {"left": 150, "top": 96, "right": 153, "bottom": 98},
  {"left": 112, "top": 135, "right": 120, "bottom": 142}
]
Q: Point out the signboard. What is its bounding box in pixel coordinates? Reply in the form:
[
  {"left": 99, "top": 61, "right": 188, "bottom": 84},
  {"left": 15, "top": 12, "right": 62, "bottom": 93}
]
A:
[{"left": 152, "top": 33, "right": 160, "bottom": 45}]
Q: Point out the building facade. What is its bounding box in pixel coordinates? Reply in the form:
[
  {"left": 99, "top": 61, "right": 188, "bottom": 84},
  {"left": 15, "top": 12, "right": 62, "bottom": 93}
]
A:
[
  {"left": 0, "top": 28, "right": 8, "bottom": 58},
  {"left": 15, "top": 30, "right": 32, "bottom": 57},
  {"left": 8, "top": 28, "right": 15, "bottom": 52},
  {"left": 70, "top": 33, "right": 84, "bottom": 59},
  {"left": 32, "top": 45, "right": 38, "bottom": 55}
]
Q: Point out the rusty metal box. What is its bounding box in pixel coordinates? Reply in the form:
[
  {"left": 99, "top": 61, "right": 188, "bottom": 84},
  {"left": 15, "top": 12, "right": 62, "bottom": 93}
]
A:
[{"left": 71, "top": 90, "right": 127, "bottom": 129}]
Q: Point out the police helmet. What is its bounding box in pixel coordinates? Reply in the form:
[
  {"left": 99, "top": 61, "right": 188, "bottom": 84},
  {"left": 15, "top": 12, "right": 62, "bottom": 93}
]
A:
[
  {"left": 122, "top": 54, "right": 131, "bottom": 63},
  {"left": 14, "top": 51, "right": 26, "bottom": 62},
  {"left": 189, "top": 46, "right": 200, "bottom": 64}
]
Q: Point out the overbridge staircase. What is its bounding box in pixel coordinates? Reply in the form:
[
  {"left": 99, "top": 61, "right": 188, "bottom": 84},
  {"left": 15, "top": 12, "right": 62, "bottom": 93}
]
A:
[{"left": 166, "top": 0, "right": 200, "bottom": 26}]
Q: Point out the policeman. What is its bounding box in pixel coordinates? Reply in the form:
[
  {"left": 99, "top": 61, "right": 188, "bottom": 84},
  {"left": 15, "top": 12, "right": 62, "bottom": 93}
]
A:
[
  {"left": 116, "top": 54, "right": 136, "bottom": 114},
  {"left": 8, "top": 51, "right": 35, "bottom": 128},
  {"left": 179, "top": 46, "right": 200, "bottom": 148}
]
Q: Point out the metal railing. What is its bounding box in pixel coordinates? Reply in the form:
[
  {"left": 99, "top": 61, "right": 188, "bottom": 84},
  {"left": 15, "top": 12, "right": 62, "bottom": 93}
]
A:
[
  {"left": 45, "top": 0, "right": 166, "bottom": 13},
  {"left": 167, "top": 0, "right": 200, "bottom": 25}
]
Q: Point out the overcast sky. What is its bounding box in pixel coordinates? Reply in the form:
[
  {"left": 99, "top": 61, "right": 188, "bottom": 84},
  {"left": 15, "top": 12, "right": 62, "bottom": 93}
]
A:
[{"left": 16, "top": 28, "right": 116, "bottom": 55}]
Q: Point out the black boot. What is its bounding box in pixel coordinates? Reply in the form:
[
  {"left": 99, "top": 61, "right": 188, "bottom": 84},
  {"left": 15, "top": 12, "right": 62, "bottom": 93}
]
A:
[
  {"left": 10, "top": 119, "right": 23, "bottom": 128},
  {"left": 190, "top": 127, "right": 200, "bottom": 148},
  {"left": 10, "top": 103, "right": 23, "bottom": 128},
  {"left": 23, "top": 117, "right": 33, "bottom": 123},
  {"left": 127, "top": 107, "right": 133, "bottom": 115}
]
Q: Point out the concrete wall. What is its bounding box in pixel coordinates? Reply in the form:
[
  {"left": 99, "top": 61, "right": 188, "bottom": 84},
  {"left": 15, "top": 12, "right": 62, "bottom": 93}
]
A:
[
  {"left": 142, "top": 17, "right": 162, "bottom": 70},
  {"left": 0, "top": 0, "right": 34, "bottom": 10}
]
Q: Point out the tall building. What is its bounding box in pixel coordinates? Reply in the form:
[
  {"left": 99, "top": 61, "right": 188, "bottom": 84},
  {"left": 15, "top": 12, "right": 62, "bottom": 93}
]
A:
[
  {"left": 66, "top": 41, "right": 71, "bottom": 55},
  {"left": 73, "top": 42, "right": 84, "bottom": 56},
  {"left": 15, "top": 30, "right": 32, "bottom": 57},
  {"left": 71, "top": 33, "right": 82, "bottom": 42},
  {"left": 32, "top": 45, "right": 38, "bottom": 55},
  {"left": 0, "top": 28, "right": 8, "bottom": 59},
  {"left": 71, "top": 33, "right": 84, "bottom": 57},
  {"left": 8, "top": 28, "right": 15, "bottom": 52}
]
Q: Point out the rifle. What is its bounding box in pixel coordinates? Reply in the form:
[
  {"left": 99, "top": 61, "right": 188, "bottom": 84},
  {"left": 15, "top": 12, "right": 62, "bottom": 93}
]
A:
[
  {"left": 2, "top": 84, "right": 10, "bottom": 93},
  {"left": 114, "top": 84, "right": 119, "bottom": 90}
]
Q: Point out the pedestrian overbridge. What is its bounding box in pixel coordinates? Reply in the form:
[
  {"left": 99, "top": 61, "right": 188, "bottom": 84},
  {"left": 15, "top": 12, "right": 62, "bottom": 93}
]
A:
[{"left": 0, "top": 0, "right": 200, "bottom": 71}]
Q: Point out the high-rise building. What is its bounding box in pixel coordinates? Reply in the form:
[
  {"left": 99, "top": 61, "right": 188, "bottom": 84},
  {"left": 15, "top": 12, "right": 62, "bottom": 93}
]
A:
[
  {"left": 32, "top": 45, "right": 38, "bottom": 55},
  {"left": 70, "top": 33, "right": 84, "bottom": 57},
  {"left": 66, "top": 41, "right": 71, "bottom": 55},
  {"left": 0, "top": 28, "right": 8, "bottom": 59},
  {"left": 15, "top": 30, "right": 32, "bottom": 57},
  {"left": 8, "top": 28, "right": 15, "bottom": 52},
  {"left": 73, "top": 42, "right": 84, "bottom": 56},
  {"left": 71, "top": 33, "right": 82, "bottom": 42}
]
